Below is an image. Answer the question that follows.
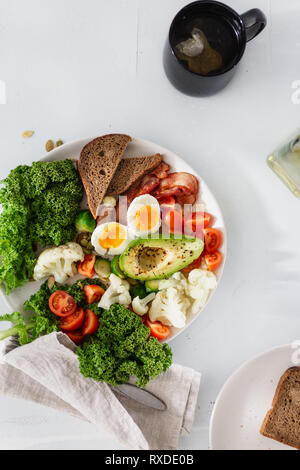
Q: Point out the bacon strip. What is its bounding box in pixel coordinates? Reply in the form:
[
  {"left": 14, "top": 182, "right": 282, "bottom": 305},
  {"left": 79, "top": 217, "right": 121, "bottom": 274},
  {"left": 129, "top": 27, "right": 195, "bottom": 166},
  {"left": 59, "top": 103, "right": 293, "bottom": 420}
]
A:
[
  {"left": 153, "top": 172, "right": 199, "bottom": 200},
  {"left": 176, "top": 193, "right": 198, "bottom": 206},
  {"left": 125, "top": 175, "right": 160, "bottom": 205},
  {"left": 124, "top": 162, "right": 171, "bottom": 206},
  {"left": 151, "top": 162, "right": 170, "bottom": 179}
]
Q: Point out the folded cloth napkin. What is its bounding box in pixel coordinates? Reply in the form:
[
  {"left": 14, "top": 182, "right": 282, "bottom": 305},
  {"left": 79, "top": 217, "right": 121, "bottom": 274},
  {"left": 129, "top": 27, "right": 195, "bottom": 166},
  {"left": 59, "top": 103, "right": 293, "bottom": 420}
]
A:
[{"left": 0, "top": 332, "right": 201, "bottom": 450}]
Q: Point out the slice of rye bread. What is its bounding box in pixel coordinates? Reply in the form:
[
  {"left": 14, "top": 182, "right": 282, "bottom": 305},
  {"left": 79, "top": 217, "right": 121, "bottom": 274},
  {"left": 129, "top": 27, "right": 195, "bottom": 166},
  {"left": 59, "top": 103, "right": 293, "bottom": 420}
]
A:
[
  {"left": 78, "top": 134, "right": 132, "bottom": 218},
  {"left": 260, "top": 367, "right": 300, "bottom": 450},
  {"left": 106, "top": 153, "right": 162, "bottom": 195}
]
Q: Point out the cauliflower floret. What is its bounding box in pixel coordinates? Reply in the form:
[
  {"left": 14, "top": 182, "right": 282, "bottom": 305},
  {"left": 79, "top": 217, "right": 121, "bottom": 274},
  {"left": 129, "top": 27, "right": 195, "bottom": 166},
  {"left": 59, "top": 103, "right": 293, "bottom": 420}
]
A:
[
  {"left": 132, "top": 293, "right": 156, "bottom": 316},
  {"left": 33, "top": 242, "right": 84, "bottom": 284},
  {"left": 98, "top": 274, "right": 131, "bottom": 310},
  {"left": 149, "top": 287, "right": 190, "bottom": 329},
  {"left": 150, "top": 268, "right": 217, "bottom": 325},
  {"left": 157, "top": 272, "right": 187, "bottom": 293},
  {"left": 187, "top": 269, "right": 217, "bottom": 314},
  {"left": 102, "top": 196, "right": 117, "bottom": 208}
]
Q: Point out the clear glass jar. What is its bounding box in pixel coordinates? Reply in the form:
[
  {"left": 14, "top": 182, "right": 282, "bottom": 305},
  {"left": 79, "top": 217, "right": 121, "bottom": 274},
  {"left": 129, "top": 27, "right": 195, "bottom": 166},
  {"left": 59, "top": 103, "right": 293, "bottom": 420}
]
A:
[{"left": 267, "top": 132, "right": 300, "bottom": 198}]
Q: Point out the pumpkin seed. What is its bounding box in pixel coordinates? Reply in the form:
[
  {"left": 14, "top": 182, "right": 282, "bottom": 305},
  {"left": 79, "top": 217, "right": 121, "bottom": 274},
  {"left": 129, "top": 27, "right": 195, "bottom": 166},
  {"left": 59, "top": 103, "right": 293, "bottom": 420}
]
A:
[
  {"left": 47, "top": 276, "right": 55, "bottom": 289},
  {"left": 45, "top": 139, "right": 54, "bottom": 152},
  {"left": 22, "top": 130, "right": 34, "bottom": 138}
]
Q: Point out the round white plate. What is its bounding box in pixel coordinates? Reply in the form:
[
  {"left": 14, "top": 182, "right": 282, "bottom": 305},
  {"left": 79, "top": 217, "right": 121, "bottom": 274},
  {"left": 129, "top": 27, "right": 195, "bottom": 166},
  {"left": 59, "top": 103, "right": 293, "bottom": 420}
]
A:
[
  {"left": 1, "top": 136, "right": 227, "bottom": 342},
  {"left": 209, "top": 344, "right": 299, "bottom": 450}
]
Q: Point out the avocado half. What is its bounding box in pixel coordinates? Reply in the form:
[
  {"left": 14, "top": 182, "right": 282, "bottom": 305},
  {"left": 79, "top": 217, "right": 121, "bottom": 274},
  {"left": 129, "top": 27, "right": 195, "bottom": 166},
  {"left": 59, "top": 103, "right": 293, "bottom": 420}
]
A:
[{"left": 119, "top": 235, "right": 204, "bottom": 281}]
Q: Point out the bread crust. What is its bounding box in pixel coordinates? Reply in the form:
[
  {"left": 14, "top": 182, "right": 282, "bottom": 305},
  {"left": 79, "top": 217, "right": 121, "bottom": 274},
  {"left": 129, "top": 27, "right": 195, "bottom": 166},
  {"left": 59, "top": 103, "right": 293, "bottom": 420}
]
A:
[{"left": 260, "top": 367, "right": 300, "bottom": 450}]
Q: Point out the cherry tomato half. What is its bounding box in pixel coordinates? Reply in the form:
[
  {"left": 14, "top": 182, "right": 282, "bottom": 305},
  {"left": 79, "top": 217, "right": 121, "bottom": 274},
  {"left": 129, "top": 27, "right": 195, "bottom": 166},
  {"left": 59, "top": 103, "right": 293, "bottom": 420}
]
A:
[
  {"left": 83, "top": 285, "right": 105, "bottom": 304},
  {"left": 145, "top": 318, "right": 170, "bottom": 341},
  {"left": 204, "top": 228, "right": 222, "bottom": 254},
  {"left": 66, "top": 330, "right": 85, "bottom": 346},
  {"left": 49, "top": 291, "right": 77, "bottom": 318},
  {"left": 81, "top": 309, "right": 99, "bottom": 336},
  {"left": 77, "top": 254, "right": 96, "bottom": 278},
  {"left": 162, "top": 208, "right": 183, "bottom": 234},
  {"left": 181, "top": 255, "right": 203, "bottom": 275},
  {"left": 205, "top": 251, "right": 223, "bottom": 271},
  {"left": 184, "top": 212, "right": 211, "bottom": 237},
  {"left": 59, "top": 308, "right": 85, "bottom": 332}
]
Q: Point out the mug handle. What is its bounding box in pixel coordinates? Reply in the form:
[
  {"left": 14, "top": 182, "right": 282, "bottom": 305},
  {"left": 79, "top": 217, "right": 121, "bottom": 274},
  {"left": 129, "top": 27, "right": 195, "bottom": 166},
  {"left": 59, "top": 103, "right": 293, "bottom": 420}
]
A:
[{"left": 241, "top": 9, "right": 267, "bottom": 42}]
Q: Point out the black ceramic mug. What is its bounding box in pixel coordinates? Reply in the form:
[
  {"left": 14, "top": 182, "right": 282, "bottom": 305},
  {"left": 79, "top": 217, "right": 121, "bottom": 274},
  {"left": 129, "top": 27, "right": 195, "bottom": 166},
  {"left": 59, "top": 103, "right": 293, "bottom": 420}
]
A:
[{"left": 163, "top": 0, "right": 267, "bottom": 96}]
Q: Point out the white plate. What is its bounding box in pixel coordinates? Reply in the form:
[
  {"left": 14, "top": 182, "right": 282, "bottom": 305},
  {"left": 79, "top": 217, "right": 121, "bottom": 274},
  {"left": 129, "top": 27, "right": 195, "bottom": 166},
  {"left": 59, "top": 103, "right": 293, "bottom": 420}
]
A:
[
  {"left": 209, "top": 344, "right": 299, "bottom": 450},
  {"left": 1, "top": 136, "right": 227, "bottom": 342}
]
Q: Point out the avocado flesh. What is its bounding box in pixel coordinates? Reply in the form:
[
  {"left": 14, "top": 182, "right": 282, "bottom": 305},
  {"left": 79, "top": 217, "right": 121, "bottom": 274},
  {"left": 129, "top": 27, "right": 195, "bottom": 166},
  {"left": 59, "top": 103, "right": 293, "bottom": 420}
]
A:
[{"left": 119, "top": 235, "right": 204, "bottom": 281}]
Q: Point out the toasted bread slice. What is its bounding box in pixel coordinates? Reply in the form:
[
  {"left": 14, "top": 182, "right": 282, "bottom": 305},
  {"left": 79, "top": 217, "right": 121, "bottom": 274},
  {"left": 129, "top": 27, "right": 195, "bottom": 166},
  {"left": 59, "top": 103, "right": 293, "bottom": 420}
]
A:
[
  {"left": 78, "top": 134, "right": 132, "bottom": 218},
  {"left": 106, "top": 154, "right": 162, "bottom": 196},
  {"left": 260, "top": 367, "right": 300, "bottom": 450}
]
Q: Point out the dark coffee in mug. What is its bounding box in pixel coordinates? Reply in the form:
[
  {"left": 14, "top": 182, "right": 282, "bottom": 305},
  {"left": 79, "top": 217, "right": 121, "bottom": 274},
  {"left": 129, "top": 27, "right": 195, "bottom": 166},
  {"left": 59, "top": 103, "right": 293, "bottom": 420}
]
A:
[{"left": 164, "top": 1, "right": 267, "bottom": 96}]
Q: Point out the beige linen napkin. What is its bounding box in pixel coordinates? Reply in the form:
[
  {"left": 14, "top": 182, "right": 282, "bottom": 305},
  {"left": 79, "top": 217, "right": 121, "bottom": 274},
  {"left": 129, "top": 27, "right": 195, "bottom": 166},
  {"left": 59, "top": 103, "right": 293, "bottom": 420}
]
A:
[{"left": 0, "top": 332, "right": 201, "bottom": 450}]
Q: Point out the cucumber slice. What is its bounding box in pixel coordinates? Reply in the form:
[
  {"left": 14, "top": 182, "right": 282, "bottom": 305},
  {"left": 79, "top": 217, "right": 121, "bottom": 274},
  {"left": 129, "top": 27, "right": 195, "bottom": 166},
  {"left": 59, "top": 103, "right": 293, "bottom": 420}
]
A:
[
  {"left": 145, "top": 280, "right": 160, "bottom": 293},
  {"left": 111, "top": 256, "right": 126, "bottom": 279},
  {"left": 94, "top": 258, "right": 111, "bottom": 279}
]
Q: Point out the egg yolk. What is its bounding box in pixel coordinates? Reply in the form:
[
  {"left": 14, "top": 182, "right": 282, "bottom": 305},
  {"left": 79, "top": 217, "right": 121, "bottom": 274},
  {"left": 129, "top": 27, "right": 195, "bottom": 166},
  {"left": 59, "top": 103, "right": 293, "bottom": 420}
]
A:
[
  {"left": 99, "top": 223, "right": 126, "bottom": 249},
  {"left": 134, "top": 205, "right": 159, "bottom": 232}
]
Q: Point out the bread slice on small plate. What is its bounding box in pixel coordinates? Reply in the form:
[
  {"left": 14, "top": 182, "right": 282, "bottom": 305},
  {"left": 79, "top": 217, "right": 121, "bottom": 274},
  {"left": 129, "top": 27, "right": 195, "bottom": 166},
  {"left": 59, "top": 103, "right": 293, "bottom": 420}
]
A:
[
  {"left": 106, "top": 153, "right": 162, "bottom": 195},
  {"left": 78, "top": 134, "right": 132, "bottom": 218},
  {"left": 260, "top": 367, "right": 300, "bottom": 450},
  {"left": 209, "top": 345, "right": 298, "bottom": 450}
]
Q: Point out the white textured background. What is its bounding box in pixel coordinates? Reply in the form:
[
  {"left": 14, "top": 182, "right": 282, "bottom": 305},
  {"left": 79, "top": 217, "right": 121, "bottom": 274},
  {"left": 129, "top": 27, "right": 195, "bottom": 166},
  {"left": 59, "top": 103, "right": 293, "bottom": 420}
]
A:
[{"left": 0, "top": 0, "right": 300, "bottom": 450}]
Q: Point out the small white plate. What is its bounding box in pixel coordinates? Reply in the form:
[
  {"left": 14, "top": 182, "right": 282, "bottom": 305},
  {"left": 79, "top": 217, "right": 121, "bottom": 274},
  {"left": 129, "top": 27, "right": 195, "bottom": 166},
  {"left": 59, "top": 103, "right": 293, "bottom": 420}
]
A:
[
  {"left": 209, "top": 344, "right": 299, "bottom": 450},
  {"left": 1, "top": 136, "right": 227, "bottom": 342}
]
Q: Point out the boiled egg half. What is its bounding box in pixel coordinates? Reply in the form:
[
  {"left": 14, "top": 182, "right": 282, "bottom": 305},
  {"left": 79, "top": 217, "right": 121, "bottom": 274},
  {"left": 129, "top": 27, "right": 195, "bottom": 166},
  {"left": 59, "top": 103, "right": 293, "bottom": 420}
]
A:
[
  {"left": 127, "top": 194, "right": 161, "bottom": 238},
  {"left": 91, "top": 222, "right": 130, "bottom": 258}
]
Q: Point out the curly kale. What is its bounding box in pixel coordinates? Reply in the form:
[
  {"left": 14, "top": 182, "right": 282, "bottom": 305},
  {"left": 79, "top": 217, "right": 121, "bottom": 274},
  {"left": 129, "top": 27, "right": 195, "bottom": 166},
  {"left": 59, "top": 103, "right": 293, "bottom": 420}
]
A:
[
  {"left": 0, "top": 159, "right": 83, "bottom": 293},
  {"left": 77, "top": 304, "right": 173, "bottom": 388}
]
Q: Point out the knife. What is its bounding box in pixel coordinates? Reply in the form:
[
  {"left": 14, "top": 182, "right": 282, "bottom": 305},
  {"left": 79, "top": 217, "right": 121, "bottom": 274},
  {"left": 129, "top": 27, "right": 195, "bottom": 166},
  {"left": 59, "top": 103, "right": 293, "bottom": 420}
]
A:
[{"left": 112, "top": 383, "right": 167, "bottom": 411}]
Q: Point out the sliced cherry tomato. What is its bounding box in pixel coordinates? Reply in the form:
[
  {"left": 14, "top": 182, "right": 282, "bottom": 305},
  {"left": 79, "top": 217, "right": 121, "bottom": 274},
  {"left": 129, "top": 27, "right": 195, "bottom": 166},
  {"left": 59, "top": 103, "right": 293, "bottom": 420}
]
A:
[
  {"left": 77, "top": 254, "right": 96, "bottom": 278},
  {"left": 184, "top": 212, "right": 211, "bottom": 237},
  {"left": 66, "top": 330, "right": 85, "bottom": 346},
  {"left": 205, "top": 251, "right": 223, "bottom": 271},
  {"left": 81, "top": 309, "right": 99, "bottom": 336},
  {"left": 83, "top": 285, "right": 105, "bottom": 304},
  {"left": 181, "top": 255, "right": 203, "bottom": 275},
  {"left": 49, "top": 291, "right": 77, "bottom": 317},
  {"left": 204, "top": 228, "right": 222, "bottom": 254},
  {"left": 59, "top": 308, "right": 85, "bottom": 332},
  {"left": 145, "top": 318, "right": 170, "bottom": 341},
  {"left": 162, "top": 208, "right": 183, "bottom": 234}
]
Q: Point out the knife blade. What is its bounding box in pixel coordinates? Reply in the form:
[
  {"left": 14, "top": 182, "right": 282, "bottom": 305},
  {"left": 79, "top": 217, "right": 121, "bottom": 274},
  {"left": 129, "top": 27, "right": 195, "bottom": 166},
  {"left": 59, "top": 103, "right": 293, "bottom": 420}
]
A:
[{"left": 112, "top": 383, "right": 167, "bottom": 411}]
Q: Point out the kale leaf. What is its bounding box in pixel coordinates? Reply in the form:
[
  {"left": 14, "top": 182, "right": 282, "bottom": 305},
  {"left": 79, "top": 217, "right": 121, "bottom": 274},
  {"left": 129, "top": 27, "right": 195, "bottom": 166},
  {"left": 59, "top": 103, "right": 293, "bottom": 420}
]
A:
[
  {"left": 77, "top": 304, "right": 173, "bottom": 388},
  {"left": 0, "top": 159, "right": 83, "bottom": 293}
]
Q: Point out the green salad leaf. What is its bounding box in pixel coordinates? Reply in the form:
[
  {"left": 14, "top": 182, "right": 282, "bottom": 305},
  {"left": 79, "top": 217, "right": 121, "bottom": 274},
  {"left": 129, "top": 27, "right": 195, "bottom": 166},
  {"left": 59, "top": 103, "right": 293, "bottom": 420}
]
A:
[{"left": 0, "top": 159, "right": 83, "bottom": 293}]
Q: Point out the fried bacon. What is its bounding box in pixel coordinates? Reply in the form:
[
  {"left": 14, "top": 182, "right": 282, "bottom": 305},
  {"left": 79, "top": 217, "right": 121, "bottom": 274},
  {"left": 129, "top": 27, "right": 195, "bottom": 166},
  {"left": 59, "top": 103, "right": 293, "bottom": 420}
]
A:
[
  {"left": 153, "top": 172, "right": 199, "bottom": 200},
  {"left": 176, "top": 193, "right": 198, "bottom": 206},
  {"left": 124, "top": 162, "right": 171, "bottom": 205},
  {"left": 151, "top": 162, "right": 170, "bottom": 179}
]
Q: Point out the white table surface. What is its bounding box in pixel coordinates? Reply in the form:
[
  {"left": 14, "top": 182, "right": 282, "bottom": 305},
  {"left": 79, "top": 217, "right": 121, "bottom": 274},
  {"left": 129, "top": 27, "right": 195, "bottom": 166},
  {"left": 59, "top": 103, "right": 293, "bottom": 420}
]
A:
[{"left": 0, "top": 0, "right": 300, "bottom": 450}]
